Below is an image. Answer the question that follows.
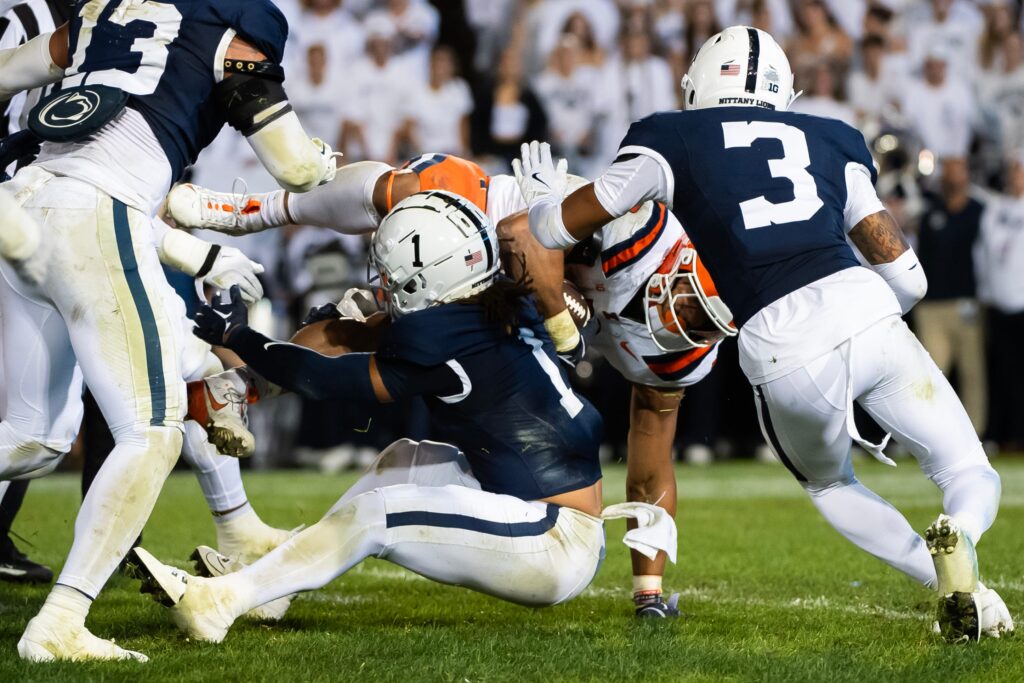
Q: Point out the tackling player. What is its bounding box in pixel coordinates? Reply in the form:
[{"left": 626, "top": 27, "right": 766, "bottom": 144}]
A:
[
  {"left": 516, "top": 26, "right": 1012, "bottom": 642},
  {"left": 169, "top": 156, "right": 736, "bottom": 617},
  {"left": 0, "top": 0, "right": 336, "bottom": 662},
  {"left": 129, "top": 192, "right": 674, "bottom": 644}
]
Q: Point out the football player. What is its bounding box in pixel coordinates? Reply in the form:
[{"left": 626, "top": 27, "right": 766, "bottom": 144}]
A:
[
  {"left": 0, "top": 0, "right": 336, "bottom": 662},
  {"left": 516, "top": 26, "right": 1012, "bottom": 641},
  {"left": 129, "top": 191, "right": 674, "bottom": 644},
  {"left": 169, "top": 157, "right": 736, "bottom": 617}
]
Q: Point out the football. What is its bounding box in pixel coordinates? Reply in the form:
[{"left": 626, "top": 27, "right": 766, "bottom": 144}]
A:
[{"left": 562, "top": 280, "right": 592, "bottom": 329}]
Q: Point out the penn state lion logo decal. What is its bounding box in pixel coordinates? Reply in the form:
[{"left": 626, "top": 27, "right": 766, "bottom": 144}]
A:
[
  {"left": 29, "top": 84, "right": 130, "bottom": 143},
  {"left": 37, "top": 89, "right": 103, "bottom": 129}
]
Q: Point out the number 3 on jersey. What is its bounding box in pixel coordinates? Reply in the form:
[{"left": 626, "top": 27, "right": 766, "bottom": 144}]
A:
[{"left": 722, "top": 121, "right": 824, "bottom": 230}]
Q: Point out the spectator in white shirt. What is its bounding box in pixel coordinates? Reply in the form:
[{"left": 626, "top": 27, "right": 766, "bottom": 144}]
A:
[
  {"left": 405, "top": 45, "right": 475, "bottom": 156},
  {"left": 367, "top": 0, "right": 439, "bottom": 82},
  {"left": 289, "top": 0, "right": 366, "bottom": 75},
  {"left": 978, "top": 32, "right": 1024, "bottom": 151},
  {"left": 847, "top": 34, "right": 900, "bottom": 124},
  {"left": 791, "top": 62, "right": 857, "bottom": 125},
  {"left": 289, "top": 43, "right": 348, "bottom": 149},
  {"left": 977, "top": 153, "right": 1024, "bottom": 448},
  {"left": 904, "top": 0, "right": 983, "bottom": 81},
  {"left": 340, "top": 16, "right": 412, "bottom": 164},
  {"left": 533, "top": 33, "right": 606, "bottom": 177},
  {"left": 900, "top": 49, "right": 978, "bottom": 157}
]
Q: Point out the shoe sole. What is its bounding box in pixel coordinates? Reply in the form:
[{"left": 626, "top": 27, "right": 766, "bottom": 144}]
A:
[
  {"left": 129, "top": 548, "right": 181, "bottom": 608},
  {"left": 925, "top": 516, "right": 978, "bottom": 595},
  {"left": 937, "top": 592, "right": 981, "bottom": 643}
]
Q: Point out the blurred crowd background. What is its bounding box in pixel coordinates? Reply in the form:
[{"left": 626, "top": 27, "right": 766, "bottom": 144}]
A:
[{"left": 170, "top": 0, "right": 1024, "bottom": 471}]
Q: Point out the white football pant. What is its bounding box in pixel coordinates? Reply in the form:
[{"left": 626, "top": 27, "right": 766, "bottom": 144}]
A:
[
  {"left": 204, "top": 439, "right": 606, "bottom": 618},
  {"left": 0, "top": 168, "right": 185, "bottom": 597},
  {"left": 754, "top": 315, "right": 1000, "bottom": 588}
]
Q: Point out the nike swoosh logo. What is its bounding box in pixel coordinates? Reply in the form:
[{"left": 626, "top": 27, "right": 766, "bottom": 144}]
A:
[
  {"left": 531, "top": 171, "right": 550, "bottom": 189},
  {"left": 0, "top": 566, "right": 27, "bottom": 576},
  {"left": 205, "top": 384, "right": 229, "bottom": 412},
  {"left": 620, "top": 341, "right": 639, "bottom": 361}
]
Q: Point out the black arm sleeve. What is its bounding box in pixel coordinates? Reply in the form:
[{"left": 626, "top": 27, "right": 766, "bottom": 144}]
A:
[{"left": 227, "top": 327, "right": 460, "bottom": 403}]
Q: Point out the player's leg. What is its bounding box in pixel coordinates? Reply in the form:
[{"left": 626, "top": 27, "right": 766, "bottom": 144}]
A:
[
  {"left": 855, "top": 317, "right": 999, "bottom": 546},
  {"left": 853, "top": 316, "right": 1007, "bottom": 640},
  {"left": 18, "top": 185, "right": 185, "bottom": 662},
  {"left": 134, "top": 482, "right": 605, "bottom": 643},
  {"left": 624, "top": 384, "right": 681, "bottom": 616},
  {"left": 755, "top": 347, "right": 937, "bottom": 587},
  {"left": 174, "top": 304, "right": 290, "bottom": 561},
  {"left": 0, "top": 260, "right": 83, "bottom": 480},
  {"left": 166, "top": 161, "right": 394, "bottom": 235}
]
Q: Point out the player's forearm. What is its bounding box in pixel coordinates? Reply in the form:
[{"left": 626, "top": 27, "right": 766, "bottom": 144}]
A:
[
  {"left": 849, "top": 210, "right": 927, "bottom": 313},
  {"left": 0, "top": 30, "right": 66, "bottom": 100},
  {"left": 154, "top": 220, "right": 220, "bottom": 277},
  {"left": 225, "top": 327, "right": 377, "bottom": 403}
]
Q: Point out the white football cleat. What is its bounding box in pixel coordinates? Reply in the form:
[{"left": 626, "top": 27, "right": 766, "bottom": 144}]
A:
[
  {"left": 977, "top": 584, "right": 1015, "bottom": 638},
  {"left": 131, "top": 548, "right": 236, "bottom": 644},
  {"left": 189, "top": 376, "right": 255, "bottom": 458},
  {"left": 925, "top": 514, "right": 979, "bottom": 595},
  {"left": 166, "top": 183, "right": 269, "bottom": 236},
  {"left": 18, "top": 615, "right": 148, "bottom": 663},
  {"left": 925, "top": 514, "right": 982, "bottom": 643},
  {"left": 192, "top": 545, "right": 294, "bottom": 622}
]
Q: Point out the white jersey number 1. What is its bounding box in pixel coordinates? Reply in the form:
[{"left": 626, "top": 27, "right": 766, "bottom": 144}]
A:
[{"left": 722, "top": 121, "right": 824, "bottom": 230}]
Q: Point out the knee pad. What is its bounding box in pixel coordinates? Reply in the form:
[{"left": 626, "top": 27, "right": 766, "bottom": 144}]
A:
[
  {"left": 801, "top": 474, "right": 858, "bottom": 498},
  {"left": 113, "top": 424, "right": 183, "bottom": 472},
  {"left": 925, "top": 444, "right": 997, "bottom": 489}
]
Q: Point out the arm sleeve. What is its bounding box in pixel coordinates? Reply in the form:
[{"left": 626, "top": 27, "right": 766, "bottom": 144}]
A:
[
  {"left": 0, "top": 31, "right": 64, "bottom": 100},
  {"left": 227, "top": 327, "right": 460, "bottom": 402},
  {"left": 593, "top": 151, "right": 673, "bottom": 216},
  {"left": 843, "top": 162, "right": 886, "bottom": 233}
]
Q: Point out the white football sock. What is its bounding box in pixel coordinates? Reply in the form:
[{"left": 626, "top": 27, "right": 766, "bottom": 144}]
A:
[
  {"left": 56, "top": 426, "right": 181, "bottom": 597},
  {"left": 258, "top": 190, "right": 290, "bottom": 228},
  {"left": 181, "top": 420, "right": 248, "bottom": 513},
  {"left": 805, "top": 478, "right": 937, "bottom": 588},
  {"left": 34, "top": 583, "right": 91, "bottom": 627},
  {"left": 215, "top": 491, "right": 387, "bottom": 615},
  {"left": 285, "top": 161, "right": 390, "bottom": 233},
  {"left": 930, "top": 460, "right": 1001, "bottom": 546}
]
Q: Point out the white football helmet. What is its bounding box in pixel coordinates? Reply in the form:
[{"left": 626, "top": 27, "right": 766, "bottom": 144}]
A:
[
  {"left": 682, "top": 26, "right": 797, "bottom": 112},
  {"left": 369, "top": 190, "right": 499, "bottom": 317}
]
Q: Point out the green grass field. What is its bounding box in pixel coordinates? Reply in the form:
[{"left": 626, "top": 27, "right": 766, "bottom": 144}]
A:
[{"left": 1, "top": 459, "right": 1021, "bottom": 682}]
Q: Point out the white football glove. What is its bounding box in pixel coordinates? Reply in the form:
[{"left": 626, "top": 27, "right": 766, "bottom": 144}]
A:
[
  {"left": 202, "top": 246, "right": 265, "bottom": 304},
  {"left": 513, "top": 141, "right": 568, "bottom": 207}
]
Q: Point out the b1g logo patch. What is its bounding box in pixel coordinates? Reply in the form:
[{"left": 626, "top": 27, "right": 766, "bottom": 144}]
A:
[{"left": 28, "top": 85, "right": 130, "bottom": 143}]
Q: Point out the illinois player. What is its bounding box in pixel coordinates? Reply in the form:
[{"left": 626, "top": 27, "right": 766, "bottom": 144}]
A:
[
  {"left": 516, "top": 26, "right": 1012, "bottom": 641},
  {"left": 0, "top": 0, "right": 336, "bottom": 662},
  {"left": 129, "top": 191, "right": 674, "bottom": 645}
]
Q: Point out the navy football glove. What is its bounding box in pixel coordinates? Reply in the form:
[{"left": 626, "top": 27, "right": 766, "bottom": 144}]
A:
[
  {"left": 300, "top": 302, "right": 342, "bottom": 329},
  {"left": 194, "top": 284, "right": 249, "bottom": 346}
]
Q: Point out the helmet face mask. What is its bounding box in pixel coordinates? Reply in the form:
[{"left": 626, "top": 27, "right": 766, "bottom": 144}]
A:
[
  {"left": 369, "top": 190, "right": 499, "bottom": 319},
  {"left": 643, "top": 240, "right": 737, "bottom": 353},
  {"left": 681, "top": 26, "right": 798, "bottom": 112}
]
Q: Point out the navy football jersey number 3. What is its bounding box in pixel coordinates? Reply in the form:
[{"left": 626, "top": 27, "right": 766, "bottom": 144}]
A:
[
  {"left": 722, "top": 121, "right": 824, "bottom": 230},
  {"left": 64, "top": 0, "right": 183, "bottom": 96}
]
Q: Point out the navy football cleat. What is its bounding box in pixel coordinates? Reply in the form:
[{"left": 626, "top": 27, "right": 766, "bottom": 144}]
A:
[{"left": 635, "top": 593, "right": 680, "bottom": 618}]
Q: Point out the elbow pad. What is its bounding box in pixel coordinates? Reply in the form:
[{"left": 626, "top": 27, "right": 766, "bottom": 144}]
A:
[
  {"left": 0, "top": 31, "right": 65, "bottom": 100},
  {"left": 157, "top": 224, "right": 220, "bottom": 277},
  {"left": 528, "top": 194, "right": 578, "bottom": 250},
  {"left": 247, "top": 110, "right": 336, "bottom": 193},
  {"left": 871, "top": 248, "right": 927, "bottom": 315}
]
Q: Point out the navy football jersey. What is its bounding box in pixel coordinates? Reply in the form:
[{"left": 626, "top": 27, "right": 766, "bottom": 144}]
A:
[
  {"left": 59, "top": 0, "right": 288, "bottom": 180},
  {"left": 377, "top": 300, "right": 604, "bottom": 501},
  {"left": 619, "top": 107, "right": 876, "bottom": 327}
]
